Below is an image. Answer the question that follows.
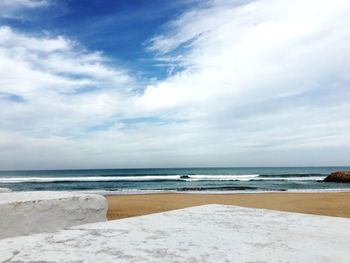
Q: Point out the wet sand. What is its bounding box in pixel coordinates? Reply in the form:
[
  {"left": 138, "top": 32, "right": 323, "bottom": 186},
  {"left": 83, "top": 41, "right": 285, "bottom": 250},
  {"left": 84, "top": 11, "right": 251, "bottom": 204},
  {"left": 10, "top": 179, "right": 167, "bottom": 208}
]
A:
[{"left": 106, "top": 192, "right": 350, "bottom": 220}]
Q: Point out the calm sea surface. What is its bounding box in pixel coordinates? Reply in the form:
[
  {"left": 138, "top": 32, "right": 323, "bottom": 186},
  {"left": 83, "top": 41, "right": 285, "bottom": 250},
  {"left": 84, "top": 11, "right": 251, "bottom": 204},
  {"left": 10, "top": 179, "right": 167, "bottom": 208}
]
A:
[{"left": 1, "top": 167, "right": 350, "bottom": 193}]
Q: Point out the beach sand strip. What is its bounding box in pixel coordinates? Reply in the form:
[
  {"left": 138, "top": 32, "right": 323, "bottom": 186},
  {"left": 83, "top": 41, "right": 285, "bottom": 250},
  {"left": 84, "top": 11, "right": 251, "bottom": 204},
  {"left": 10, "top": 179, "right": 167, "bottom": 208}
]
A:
[{"left": 107, "top": 192, "right": 350, "bottom": 220}]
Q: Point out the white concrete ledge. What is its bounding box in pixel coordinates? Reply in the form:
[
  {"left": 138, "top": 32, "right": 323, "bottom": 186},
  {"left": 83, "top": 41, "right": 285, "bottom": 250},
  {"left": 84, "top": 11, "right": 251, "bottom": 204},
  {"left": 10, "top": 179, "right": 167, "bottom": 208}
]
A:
[
  {"left": 0, "top": 187, "right": 11, "bottom": 193},
  {"left": 0, "top": 191, "right": 107, "bottom": 239},
  {"left": 0, "top": 204, "right": 349, "bottom": 262}
]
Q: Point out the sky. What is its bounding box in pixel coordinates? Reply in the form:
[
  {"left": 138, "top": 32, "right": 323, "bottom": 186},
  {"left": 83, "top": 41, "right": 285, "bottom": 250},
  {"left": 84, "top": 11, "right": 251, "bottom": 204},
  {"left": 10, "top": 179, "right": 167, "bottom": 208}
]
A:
[{"left": 0, "top": 0, "right": 350, "bottom": 170}]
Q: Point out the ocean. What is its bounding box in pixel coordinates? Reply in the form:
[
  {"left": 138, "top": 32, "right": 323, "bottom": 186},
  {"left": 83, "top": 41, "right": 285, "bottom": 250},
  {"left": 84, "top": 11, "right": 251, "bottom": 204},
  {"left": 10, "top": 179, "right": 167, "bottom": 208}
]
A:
[{"left": 1, "top": 166, "right": 350, "bottom": 194}]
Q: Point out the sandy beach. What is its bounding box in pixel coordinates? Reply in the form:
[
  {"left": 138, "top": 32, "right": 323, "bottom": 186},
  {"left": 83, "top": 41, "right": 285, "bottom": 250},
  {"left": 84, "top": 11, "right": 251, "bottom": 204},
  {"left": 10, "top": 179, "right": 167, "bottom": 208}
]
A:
[{"left": 107, "top": 192, "right": 350, "bottom": 220}]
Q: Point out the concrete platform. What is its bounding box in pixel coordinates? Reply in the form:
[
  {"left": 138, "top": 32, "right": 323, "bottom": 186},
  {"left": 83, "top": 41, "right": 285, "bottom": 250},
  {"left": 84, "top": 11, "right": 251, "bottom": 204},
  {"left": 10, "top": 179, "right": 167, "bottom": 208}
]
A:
[
  {"left": 0, "top": 187, "right": 11, "bottom": 193},
  {"left": 1, "top": 204, "right": 349, "bottom": 262},
  {"left": 0, "top": 191, "right": 107, "bottom": 239}
]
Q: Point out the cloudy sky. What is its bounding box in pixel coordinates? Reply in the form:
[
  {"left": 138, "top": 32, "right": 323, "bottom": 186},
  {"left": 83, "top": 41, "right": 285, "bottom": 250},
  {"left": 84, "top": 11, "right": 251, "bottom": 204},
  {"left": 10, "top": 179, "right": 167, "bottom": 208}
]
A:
[{"left": 0, "top": 0, "right": 350, "bottom": 170}]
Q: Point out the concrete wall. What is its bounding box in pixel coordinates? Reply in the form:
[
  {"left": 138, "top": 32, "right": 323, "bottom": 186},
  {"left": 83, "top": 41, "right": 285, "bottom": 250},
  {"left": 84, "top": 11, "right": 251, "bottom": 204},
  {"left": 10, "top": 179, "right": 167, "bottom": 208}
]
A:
[
  {"left": 0, "top": 188, "right": 11, "bottom": 193},
  {"left": 0, "top": 191, "right": 107, "bottom": 239},
  {"left": 0, "top": 204, "right": 349, "bottom": 262}
]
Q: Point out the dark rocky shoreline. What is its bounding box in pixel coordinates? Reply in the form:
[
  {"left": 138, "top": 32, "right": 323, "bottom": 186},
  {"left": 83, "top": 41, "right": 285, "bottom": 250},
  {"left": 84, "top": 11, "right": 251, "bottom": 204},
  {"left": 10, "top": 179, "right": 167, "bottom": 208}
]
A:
[{"left": 323, "top": 171, "right": 350, "bottom": 183}]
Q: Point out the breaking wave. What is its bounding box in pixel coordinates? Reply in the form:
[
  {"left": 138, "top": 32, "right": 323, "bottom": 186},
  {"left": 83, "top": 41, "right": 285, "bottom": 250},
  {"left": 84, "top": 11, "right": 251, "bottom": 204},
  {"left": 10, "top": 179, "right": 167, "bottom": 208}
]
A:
[{"left": 0, "top": 173, "right": 326, "bottom": 183}]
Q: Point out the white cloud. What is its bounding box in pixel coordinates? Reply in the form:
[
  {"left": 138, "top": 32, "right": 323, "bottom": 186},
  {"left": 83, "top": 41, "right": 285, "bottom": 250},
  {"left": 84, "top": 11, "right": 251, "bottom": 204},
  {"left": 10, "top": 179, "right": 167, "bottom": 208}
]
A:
[
  {"left": 0, "top": 0, "right": 49, "bottom": 8},
  {"left": 1, "top": 0, "right": 350, "bottom": 169},
  {"left": 0, "top": 26, "right": 134, "bottom": 142},
  {"left": 139, "top": 0, "right": 350, "bottom": 164},
  {"left": 0, "top": 0, "right": 50, "bottom": 18}
]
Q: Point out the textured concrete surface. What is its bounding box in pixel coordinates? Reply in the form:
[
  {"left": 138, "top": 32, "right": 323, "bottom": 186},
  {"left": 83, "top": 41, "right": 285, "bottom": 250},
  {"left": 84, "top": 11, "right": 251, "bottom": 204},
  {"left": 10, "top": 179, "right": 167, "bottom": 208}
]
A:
[
  {"left": 1, "top": 204, "right": 349, "bottom": 262},
  {"left": 0, "top": 187, "right": 11, "bottom": 193},
  {"left": 0, "top": 191, "right": 107, "bottom": 239}
]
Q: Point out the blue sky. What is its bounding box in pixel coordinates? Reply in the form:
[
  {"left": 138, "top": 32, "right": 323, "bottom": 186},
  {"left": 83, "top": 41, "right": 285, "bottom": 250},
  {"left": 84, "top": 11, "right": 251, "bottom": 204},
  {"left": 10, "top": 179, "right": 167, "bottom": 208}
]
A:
[
  {"left": 3, "top": 0, "right": 197, "bottom": 79},
  {"left": 0, "top": 0, "right": 350, "bottom": 169}
]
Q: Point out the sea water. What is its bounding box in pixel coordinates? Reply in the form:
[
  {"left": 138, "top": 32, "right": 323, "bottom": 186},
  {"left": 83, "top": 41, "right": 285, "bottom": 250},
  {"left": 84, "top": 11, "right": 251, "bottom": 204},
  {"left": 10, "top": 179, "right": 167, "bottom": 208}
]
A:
[{"left": 0, "top": 167, "right": 349, "bottom": 193}]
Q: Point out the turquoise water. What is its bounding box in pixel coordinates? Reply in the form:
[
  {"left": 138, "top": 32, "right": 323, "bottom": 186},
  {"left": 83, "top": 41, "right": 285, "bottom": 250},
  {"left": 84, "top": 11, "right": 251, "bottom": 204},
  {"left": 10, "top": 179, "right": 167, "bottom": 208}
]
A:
[{"left": 0, "top": 167, "right": 349, "bottom": 193}]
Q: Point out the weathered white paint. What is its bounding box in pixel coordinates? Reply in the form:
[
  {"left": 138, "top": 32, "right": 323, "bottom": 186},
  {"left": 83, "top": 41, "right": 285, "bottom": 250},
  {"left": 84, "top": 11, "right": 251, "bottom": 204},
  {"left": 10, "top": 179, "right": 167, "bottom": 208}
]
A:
[
  {"left": 0, "top": 188, "right": 11, "bottom": 193},
  {"left": 0, "top": 191, "right": 107, "bottom": 239},
  {"left": 1, "top": 204, "right": 349, "bottom": 262}
]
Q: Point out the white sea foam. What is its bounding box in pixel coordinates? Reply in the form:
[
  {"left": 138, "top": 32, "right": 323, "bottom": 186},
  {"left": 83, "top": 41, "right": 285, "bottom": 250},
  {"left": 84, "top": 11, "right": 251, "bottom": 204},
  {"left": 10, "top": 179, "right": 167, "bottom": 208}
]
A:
[
  {"left": 0, "top": 175, "right": 181, "bottom": 183},
  {"left": 184, "top": 174, "right": 259, "bottom": 181},
  {"left": 0, "top": 174, "right": 259, "bottom": 183},
  {"left": 77, "top": 188, "right": 350, "bottom": 196},
  {"left": 252, "top": 176, "right": 325, "bottom": 181}
]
